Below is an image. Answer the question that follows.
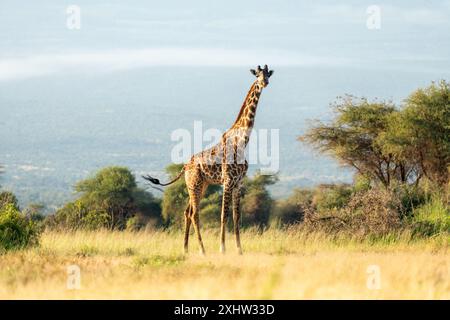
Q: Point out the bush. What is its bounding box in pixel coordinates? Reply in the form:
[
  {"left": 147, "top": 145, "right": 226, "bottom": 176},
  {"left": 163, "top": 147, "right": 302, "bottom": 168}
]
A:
[
  {"left": 200, "top": 192, "right": 222, "bottom": 227},
  {"left": 0, "top": 191, "right": 19, "bottom": 211},
  {"left": 313, "top": 184, "right": 353, "bottom": 212},
  {"left": 241, "top": 173, "right": 277, "bottom": 228},
  {"left": 125, "top": 213, "right": 159, "bottom": 232},
  {"left": 411, "top": 195, "right": 449, "bottom": 237},
  {"left": 0, "top": 204, "right": 41, "bottom": 252},
  {"left": 271, "top": 188, "right": 313, "bottom": 226},
  {"left": 126, "top": 216, "right": 143, "bottom": 231},
  {"left": 50, "top": 166, "right": 162, "bottom": 230},
  {"left": 305, "top": 188, "right": 403, "bottom": 238}
]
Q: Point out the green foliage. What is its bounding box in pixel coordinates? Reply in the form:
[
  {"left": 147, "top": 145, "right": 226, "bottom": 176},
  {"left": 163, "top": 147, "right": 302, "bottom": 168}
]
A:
[
  {"left": 241, "top": 173, "right": 278, "bottom": 227},
  {"left": 390, "top": 183, "right": 427, "bottom": 218},
  {"left": 161, "top": 164, "right": 189, "bottom": 226},
  {"left": 52, "top": 199, "right": 111, "bottom": 230},
  {"left": 199, "top": 192, "right": 222, "bottom": 227},
  {"left": 126, "top": 216, "right": 143, "bottom": 231},
  {"left": 24, "top": 203, "right": 46, "bottom": 227},
  {"left": 52, "top": 166, "right": 161, "bottom": 230},
  {"left": 313, "top": 184, "right": 353, "bottom": 212},
  {"left": 271, "top": 188, "right": 313, "bottom": 226},
  {"left": 161, "top": 164, "right": 224, "bottom": 228},
  {"left": 411, "top": 195, "right": 450, "bottom": 237},
  {"left": 299, "top": 96, "right": 404, "bottom": 187},
  {"left": 382, "top": 80, "right": 450, "bottom": 186},
  {"left": 75, "top": 166, "right": 137, "bottom": 209},
  {"left": 161, "top": 165, "right": 277, "bottom": 228},
  {"left": 0, "top": 191, "right": 20, "bottom": 211},
  {"left": 301, "top": 81, "right": 449, "bottom": 188},
  {"left": 353, "top": 174, "right": 372, "bottom": 193},
  {"left": 0, "top": 204, "right": 41, "bottom": 252}
]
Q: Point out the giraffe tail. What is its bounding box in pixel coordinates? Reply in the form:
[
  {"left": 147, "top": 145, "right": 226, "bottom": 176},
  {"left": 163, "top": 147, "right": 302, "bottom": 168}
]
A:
[{"left": 142, "top": 166, "right": 185, "bottom": 187}]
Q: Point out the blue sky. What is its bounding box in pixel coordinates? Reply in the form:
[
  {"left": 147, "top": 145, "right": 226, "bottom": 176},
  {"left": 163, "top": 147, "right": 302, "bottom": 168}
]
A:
[{"left": 1, "top": 0, "right": 449, "bottom": 81}]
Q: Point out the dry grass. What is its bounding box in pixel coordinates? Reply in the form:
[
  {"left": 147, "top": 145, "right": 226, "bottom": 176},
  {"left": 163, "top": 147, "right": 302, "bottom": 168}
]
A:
[{"left": 0, "top": 228, "right": 449, "bottom": 299}]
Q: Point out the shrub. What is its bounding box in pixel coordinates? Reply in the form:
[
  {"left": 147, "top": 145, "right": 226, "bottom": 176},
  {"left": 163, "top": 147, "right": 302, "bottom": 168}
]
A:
[
  {"left": 241, "top": 173, "right": 278, "bottom": 228},
  {"left": 50, "top": 166, "right": 162, "bottom": 230},
  {"left": 392, "top": 183, "right": 427, "bottom": 217},
  {"left": 305, "top": 188, "right": 403, "bottom": 238},
  {"left": 312, "top": 184, "right": 353, "bottom": 212},
  {"left": 271, "top": 188, "right": 313, "bottom": 226},
  {"left": 126, "top": 216, "right": 143, "bottom": 231},
  {"left": 0, "top": 191, "right": 19, "bottom": 211},
  {"left": 0, "top": 204, "right": 41, "bottom": 252},
  {"left": 411, "top": 195, "right": 449, "bottom": 237},
  {"left": 200, "top": 192, "right": 222, "bottom": 227}
]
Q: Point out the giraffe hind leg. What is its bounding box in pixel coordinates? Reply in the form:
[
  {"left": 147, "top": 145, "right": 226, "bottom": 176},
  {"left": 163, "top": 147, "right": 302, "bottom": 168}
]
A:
[
  {"left": 183, "top": 203, "right": 192, "bottom": 254},
  {"left": 188, "top": 182, "right": 207, "bottom": 256}
]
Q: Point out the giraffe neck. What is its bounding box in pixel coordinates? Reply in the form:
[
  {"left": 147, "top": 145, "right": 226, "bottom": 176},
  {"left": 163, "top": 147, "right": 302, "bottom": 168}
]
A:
[{"left": 231, "top": 81, "right": 263, "bottom": 132}]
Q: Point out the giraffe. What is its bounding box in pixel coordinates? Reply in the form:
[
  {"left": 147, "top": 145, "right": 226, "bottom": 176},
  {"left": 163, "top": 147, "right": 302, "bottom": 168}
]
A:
[{"left": 143, "top": 65, "right": 274, "bottom": 255}]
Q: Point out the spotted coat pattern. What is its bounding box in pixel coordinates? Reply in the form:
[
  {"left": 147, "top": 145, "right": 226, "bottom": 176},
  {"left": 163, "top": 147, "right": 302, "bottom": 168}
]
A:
[{"left": 148, "top": 65, "right": 274, "bottom": 255}]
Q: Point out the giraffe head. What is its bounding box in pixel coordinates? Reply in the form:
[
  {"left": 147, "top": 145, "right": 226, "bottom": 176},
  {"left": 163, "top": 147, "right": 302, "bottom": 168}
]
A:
[{"left": 250, "top": 64, "right": 274, "bottom": 88}]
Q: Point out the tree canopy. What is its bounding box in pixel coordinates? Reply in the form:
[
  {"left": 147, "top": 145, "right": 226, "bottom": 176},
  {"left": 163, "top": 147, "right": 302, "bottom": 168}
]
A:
[
  {"left": 300, "top": 81, "right": 450, "bottom": 187},
  {"left": 382, "top": 80, "right": 450, "bottom": 186},
  {"left": 53, "top": 166, "right": 161, "bottom": 230}
]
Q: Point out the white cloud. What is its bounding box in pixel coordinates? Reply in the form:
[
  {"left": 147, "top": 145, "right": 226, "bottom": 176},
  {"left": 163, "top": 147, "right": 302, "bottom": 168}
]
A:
[
  {"left": 17, "top": 165, "right": 54, "bottom": 172},
  {"left": 17, "top": 165, "right": 40, "bottom": 172},
  {"left": 0, "top": 48, "right": 349, "bottom": 81}
]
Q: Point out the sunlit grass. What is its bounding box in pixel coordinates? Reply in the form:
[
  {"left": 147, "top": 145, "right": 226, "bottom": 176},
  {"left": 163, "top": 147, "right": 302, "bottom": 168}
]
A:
[{"left": 0, "top": 229, "right": 448, "bottom": 299}]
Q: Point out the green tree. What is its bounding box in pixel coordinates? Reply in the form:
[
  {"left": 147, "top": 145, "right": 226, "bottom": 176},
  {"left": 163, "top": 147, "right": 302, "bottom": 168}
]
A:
[
  {"left": 75, "top": 166, "right": 137, "bottom": 228},
  {"left": 271, "top": 188, "right": 314, "bottom": 226},
  {"left": 53, "top": 166, "right": 161, "bottom": 230},
  {"left": 161, "top": 164, "right": 189, "bottom": 226},
  {"left": 0, "top": 204, "right": 41, "bottom": 251},
  {"left": 299, "top": 96, "right": 412, "bottom": 187},
  {"left": 312, "top": 184, "right": 353, "bottom": 212},
  {"left": 241, "top": 172, "right": 278, "bottom": 227},
  {"left": 0, "top": 191, "right": 19, "bottom": 211},
  {"left": 382, "top": 80, "right": 450, "bottom": 186}
]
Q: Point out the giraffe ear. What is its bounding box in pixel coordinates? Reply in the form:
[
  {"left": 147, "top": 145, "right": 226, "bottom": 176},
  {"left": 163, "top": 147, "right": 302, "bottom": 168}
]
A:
[
  {"left": 250, "top": 69, "right": 257, "bottom": 76},
  {"left": 268, "top": 70, "right": 274, "bottom": 77}
]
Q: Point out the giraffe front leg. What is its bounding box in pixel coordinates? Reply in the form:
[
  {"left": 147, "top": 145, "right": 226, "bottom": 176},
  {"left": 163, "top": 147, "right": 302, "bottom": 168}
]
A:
[
  {"left": 220, "top": 187, "right": 232, "bottom": 254},
  {"left": 183, "top": 203, "right": 192, "bottom": 254},
  {"left": 232, "top": 187, "right": 243, "bottom": 255}
]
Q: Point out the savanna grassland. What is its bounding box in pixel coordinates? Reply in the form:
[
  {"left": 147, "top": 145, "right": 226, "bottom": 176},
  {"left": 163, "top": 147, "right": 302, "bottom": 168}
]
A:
[
  {"left": 0, "top": 229, "right": 448, "bottom": 300},
  {"left": 1, "top": 81, "right": 448, "bottom": 300}
]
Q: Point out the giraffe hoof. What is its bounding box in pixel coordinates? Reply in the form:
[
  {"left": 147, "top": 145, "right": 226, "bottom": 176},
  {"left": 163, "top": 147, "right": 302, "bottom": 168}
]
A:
[
  {"left": 237, "top": 248, "right": 243, "bottom": 255},
  {"left": 220, "top": 245, "right": 226, "bottom": 254}
]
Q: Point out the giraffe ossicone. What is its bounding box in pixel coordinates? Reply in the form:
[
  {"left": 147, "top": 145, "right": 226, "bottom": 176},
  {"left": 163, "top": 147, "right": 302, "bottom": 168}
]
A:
[{"left": 143, "top": 65, "right": 274, "bottom": 255}]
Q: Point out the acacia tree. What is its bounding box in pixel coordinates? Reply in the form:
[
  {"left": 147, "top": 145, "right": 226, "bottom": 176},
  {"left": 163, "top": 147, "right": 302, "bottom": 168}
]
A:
[
  {"left": 54, "top": 166, "right": 161, "bottom": 230},
  {"left": 299, "top": 96, "right": 412, "bottom": 187},
  {"left": 382, "top": 80, "right": 450, "bottom": 186}
]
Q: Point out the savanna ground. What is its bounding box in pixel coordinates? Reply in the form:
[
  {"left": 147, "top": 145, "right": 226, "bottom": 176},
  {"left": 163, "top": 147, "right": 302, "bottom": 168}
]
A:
[{"left": 1, "top": 229, "right": 448, "bottom": 299}]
